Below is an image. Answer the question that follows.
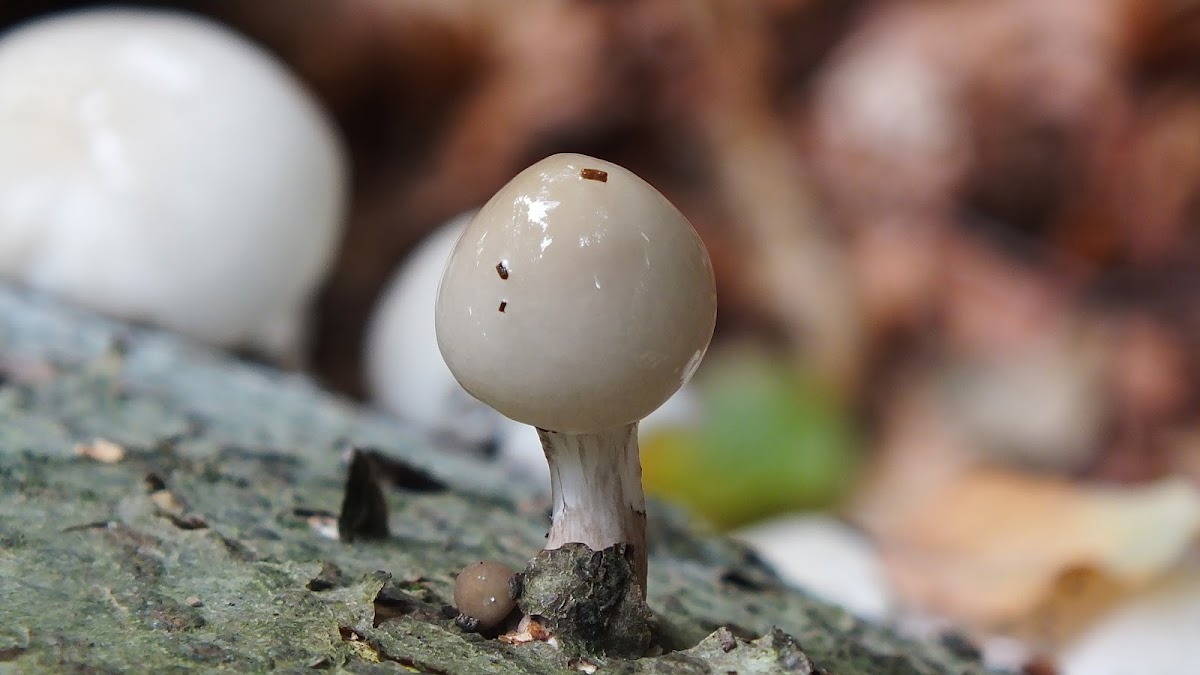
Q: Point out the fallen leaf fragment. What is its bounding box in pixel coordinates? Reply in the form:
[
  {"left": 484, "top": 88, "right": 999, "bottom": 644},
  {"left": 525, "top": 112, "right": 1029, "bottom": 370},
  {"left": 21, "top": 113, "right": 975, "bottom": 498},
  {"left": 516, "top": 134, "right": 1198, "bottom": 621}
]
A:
[
  {"left": 149, "top": 487, "right": 187, "bottom": 517},
  {"left": 74, "top": 438, "right": 125, "bottom": 463},
  {"left": 869, "top": 469, "right": 1200, "bottom": 640},
  {"left": 307, "top": 515, "right": 340, "bottom": 541},
  {"left": 499, "top": 614, "right": 557, "bottom": 648}
]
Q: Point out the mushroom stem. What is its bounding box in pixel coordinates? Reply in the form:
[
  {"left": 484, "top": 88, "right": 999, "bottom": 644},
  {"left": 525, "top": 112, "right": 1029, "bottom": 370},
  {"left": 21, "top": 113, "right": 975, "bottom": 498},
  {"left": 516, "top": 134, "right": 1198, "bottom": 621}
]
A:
[{"left": 538, "top": 423, "right": 648, "bottom": 593}]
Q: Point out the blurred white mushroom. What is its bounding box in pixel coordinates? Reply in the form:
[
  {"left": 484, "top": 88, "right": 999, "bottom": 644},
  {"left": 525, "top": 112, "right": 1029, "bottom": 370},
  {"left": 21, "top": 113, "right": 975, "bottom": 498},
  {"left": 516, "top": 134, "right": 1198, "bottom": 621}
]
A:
[
  {"left": 366, "top": 212, "right": 487, "bottom": 437},
  {"left": 733, "top": 513, "right": 894, "bottom": 621},
  {"left": 939, "top": 328, "right": 1106, "bottom": 473},
  {"left": 0, "top": 8, "right": 347, "bottom": 363},
  {"left": 1060, "top": 567, "right": 1200, "bottom": 675}
]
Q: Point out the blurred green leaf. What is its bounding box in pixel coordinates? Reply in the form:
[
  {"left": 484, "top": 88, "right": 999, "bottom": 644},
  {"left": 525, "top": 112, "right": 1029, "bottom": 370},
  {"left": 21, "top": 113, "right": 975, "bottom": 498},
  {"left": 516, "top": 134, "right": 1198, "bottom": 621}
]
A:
[{"left": 644, "top": 349, "right": 861, "bottom": 529}]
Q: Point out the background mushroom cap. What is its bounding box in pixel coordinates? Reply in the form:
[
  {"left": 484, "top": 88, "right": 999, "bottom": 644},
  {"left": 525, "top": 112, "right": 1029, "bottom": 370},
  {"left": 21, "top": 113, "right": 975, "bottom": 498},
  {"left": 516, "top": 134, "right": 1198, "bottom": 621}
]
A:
[
  {"left": 0, "top": 8, "right": 346, "bottom": 361},
  {"left": 435, "top": 153, "right": 716, "bottom": 433}
]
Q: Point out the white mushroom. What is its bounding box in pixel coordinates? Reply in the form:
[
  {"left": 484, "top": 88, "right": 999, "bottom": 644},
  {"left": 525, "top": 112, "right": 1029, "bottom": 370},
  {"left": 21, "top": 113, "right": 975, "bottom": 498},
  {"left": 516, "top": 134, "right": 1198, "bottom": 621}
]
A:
[
  {"left": 366, "top": 210, "right": 704, "bottom": 489},
  {"left": 366, "top": 212, "right": 487, "bottom": 433},
  {"left": 0, "top": 9, "right": 346, "bottom": 363},
  {"left": 435, "top": 153, "right": 717, "bottom": 590}
]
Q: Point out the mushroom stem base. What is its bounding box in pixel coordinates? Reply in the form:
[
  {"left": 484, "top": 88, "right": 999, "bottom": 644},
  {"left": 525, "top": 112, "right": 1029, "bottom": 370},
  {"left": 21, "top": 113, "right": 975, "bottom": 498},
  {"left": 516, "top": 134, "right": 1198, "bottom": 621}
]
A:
[{"left": 538, "top": 423, "right": 647, "bottom": 592}]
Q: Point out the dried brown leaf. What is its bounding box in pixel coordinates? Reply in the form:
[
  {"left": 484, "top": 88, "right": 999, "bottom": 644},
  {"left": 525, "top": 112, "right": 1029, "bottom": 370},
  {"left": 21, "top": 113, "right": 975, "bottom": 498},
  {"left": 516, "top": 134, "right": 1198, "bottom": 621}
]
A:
[{"left": 867, "top": 467, "right": 1200, "bottom": 639}]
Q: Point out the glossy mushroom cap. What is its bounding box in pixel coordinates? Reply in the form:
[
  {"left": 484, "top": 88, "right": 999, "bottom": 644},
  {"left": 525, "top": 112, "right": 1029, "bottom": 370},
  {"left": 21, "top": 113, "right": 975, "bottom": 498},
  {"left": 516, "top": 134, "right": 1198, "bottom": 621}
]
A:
[{"left": 435, "top": 153, "right": 716, "bottom": 433}]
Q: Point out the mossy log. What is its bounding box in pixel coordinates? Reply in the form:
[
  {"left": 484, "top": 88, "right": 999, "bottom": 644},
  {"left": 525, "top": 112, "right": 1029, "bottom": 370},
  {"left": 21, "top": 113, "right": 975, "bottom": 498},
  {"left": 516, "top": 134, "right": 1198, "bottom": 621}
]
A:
[{"left": 0, "top": 285, "right": 998, "bottom": 674}]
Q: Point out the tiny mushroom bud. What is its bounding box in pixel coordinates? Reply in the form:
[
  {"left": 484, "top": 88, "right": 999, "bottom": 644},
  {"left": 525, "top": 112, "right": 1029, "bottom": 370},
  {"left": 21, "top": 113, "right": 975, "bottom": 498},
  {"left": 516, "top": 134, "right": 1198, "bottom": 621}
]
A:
[
  {"left": 454, "top": 560, "right": 517, "bottom": 630},
  {"left": 436, "top": 153, "right": 717, "bottom": 592}
]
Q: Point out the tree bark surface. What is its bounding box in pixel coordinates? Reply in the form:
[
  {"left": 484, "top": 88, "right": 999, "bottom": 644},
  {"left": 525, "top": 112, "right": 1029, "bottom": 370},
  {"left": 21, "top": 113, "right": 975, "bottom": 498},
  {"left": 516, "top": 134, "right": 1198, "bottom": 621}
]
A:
[{"left": 0, "top": 285, "right": 997, "bottom": 674}]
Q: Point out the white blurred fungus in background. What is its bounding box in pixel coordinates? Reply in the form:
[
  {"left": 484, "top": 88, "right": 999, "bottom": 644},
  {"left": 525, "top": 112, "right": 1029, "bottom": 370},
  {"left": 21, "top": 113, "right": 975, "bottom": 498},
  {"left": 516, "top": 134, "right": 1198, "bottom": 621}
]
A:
[{"left": 0, "top": 8, "right": 346, "bottom": 363}]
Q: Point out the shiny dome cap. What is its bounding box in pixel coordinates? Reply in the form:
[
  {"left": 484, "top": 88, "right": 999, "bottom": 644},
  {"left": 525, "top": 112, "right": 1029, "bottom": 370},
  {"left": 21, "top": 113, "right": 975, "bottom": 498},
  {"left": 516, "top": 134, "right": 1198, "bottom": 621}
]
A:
[{"left": 435, "top": 153, "right": 716, "bottom": 433}]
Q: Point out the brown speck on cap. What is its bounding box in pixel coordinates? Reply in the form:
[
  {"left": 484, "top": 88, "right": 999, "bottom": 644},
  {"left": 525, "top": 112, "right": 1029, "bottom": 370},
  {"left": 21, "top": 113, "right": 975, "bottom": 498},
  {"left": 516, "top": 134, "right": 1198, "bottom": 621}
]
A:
[
  {"left": 498, "top": 301, "right": 507, "bottom": 313},
  {"left": 496, "top": 261, "right": 509, "bottom": 279},
  {"left": 580, "top": 168, "right": 608, "bottom": 182}
]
